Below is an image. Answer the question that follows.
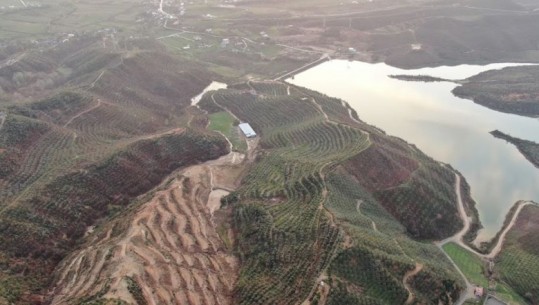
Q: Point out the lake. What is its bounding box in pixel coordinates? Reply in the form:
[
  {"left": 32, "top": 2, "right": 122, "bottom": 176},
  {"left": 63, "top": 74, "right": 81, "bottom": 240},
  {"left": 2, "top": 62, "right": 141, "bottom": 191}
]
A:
[{"left": 289, "top": 60, "right": 539, "bottom": 242}]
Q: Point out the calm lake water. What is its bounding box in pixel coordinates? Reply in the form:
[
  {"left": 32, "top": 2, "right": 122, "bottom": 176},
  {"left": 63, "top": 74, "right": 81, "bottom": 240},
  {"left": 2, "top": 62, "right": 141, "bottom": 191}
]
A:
[{"left": 289, "top": 60, "right": 539, "bottom": 242}]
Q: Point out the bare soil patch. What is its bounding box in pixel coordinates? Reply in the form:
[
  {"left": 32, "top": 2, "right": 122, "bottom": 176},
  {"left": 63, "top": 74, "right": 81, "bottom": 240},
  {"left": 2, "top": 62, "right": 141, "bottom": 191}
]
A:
[{"left": 50, "top": 162, "right": 240, "bottom": 305}]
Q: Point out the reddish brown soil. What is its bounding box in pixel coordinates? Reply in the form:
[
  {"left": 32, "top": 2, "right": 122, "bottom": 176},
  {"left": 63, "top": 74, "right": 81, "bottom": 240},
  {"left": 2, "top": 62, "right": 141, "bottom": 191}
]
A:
[
  {"left": 344, "top": 139, "right": 419, "bottom": 191},
  {"left": 51, "top": 164, "right": 238, "bottom": 305}
]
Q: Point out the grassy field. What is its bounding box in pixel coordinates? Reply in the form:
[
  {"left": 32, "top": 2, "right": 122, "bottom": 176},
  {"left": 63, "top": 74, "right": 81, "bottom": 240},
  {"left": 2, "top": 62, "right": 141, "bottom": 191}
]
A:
[
  {"left": 443, "top": 242, "right": 489, "bottom": 287},
  {"left": 208, "top": 111, "right": 246, "bottom": 152},
  {"left": 0, "top": 0, "right": 148, "bottom": 40},
  {"left": 494, "top": 282, "right": 529, "bottom": 305},
  {"left": 441, "top": 204, "right": 539, "bottom": 305}
]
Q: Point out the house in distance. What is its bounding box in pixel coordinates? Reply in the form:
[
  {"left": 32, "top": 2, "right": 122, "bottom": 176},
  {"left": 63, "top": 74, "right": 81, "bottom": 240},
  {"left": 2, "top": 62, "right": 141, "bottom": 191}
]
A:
[{"left": 239, "top": 123, "right": 257, "bottom": 138}]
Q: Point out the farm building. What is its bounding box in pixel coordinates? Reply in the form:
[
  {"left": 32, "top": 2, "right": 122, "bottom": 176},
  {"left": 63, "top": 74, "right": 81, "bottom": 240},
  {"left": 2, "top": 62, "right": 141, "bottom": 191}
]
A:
[{"left": 239, "top": 123, "right": 257, "bottom": 138}]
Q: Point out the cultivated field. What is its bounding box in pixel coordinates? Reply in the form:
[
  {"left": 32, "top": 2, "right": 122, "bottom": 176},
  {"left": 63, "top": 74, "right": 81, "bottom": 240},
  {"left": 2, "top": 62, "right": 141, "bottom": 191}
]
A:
[
  {"left": 1, "top": 0, "right": 539, "bottom": 303},
  {"left": 197, "top": 81, "right": 468, "bottom": 305},
  {"left": 51, "top": 162, "right": 240, "bottom": 305},
  {"left": 497, "top": 204, "right": 539, "bottom": 305},
  {"left": 0, "top": 36, "right": 230, "bottom": 303}
]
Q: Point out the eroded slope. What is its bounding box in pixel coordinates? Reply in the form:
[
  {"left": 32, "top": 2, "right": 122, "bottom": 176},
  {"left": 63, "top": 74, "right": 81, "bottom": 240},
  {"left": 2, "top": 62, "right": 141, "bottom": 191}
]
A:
[
  {"left": 51, "top": 161, "right": 239, "bottom": 305},
  {"left": 0, "top": 38, "right": 224, "bottom": 303}
]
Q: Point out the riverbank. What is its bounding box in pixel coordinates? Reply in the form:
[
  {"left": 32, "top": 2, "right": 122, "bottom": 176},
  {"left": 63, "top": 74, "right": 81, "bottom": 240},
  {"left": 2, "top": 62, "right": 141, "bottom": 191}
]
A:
[{"left": 289, "top": 59, "right": 539, "bottom": 245}]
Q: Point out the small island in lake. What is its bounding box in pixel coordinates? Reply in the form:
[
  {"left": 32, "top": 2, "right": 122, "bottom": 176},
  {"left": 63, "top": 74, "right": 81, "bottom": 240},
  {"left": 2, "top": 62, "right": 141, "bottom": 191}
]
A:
[{"left": 389, "top": 74, "right": 453, "bottom": 83}]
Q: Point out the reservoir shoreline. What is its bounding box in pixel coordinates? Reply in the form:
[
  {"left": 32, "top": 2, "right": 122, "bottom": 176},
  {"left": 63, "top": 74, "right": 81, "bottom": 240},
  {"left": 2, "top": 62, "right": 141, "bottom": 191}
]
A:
[{"left": 288, "top": 59, "right": 539, "bottom": 245}]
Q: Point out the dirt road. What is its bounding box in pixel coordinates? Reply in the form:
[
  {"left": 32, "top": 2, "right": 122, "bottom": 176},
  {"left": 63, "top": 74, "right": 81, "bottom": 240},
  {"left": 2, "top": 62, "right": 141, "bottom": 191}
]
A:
[
  {"left": 485, "top": 201, "right": 532, "bottom": 259},
  {"left": 63, "top": 99, "right": 102, "bottom": 128},
  {"left": 0, "top": 113, "right": 5, "bottom": 132},
  {"left": 437, "top": 173, "right": 533, "bottom": 260},
  {"left": 403, "top": 263, "right": 424, "bottom": 305},
  {"left": 435, "top": 173, "right": 534, "bottom": 304},
  {"left": 436, "top": 173, "right": 477, "bottom": 305}
]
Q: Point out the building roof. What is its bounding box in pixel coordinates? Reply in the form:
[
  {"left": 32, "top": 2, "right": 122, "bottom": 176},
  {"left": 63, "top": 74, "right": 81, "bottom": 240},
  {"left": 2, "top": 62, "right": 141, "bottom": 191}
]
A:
[{"left": 239, "top": 123, "right": 256, "bottom": 137}]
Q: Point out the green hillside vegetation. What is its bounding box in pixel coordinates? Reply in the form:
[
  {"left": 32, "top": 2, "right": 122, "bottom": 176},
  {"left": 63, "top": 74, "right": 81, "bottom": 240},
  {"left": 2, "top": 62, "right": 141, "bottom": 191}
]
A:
[
  {"left": 0, "top": 129, "right": 228, "bottom": 301},
  {"left": 0, "top": 38, "right": 231, "bottom": 302},
  {"left": 343, "top": 134, "right": 462, "bottom": 240},
  {"left": 2, "top": 0, "right": 538, "bottom": 302},
  {"left": 454, "top": 66, "right": 539, "bottom": 117},
  {"left": 497, "top": 204, "right": 539, "bottom": 305},
  {"left": 326, "top": 172, "right": 463, "bottom": 304},
  {"left": 201, "top": 81, "right": 466, "bottom": 305},
  {"left": 491, "top": 130, "right": 539, "bottom": 169},
  {"left": 0, "top": 0, "right": 148, "bottom": 41},
  {"left": 208, "top": 111, "right": 247, "bottom": 152}
]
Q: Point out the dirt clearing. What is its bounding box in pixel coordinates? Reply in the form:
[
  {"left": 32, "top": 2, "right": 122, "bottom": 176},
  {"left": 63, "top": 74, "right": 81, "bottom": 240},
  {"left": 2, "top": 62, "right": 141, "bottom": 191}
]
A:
[{"left": 49, "top": 151, "right": 247, "bottom": 305}]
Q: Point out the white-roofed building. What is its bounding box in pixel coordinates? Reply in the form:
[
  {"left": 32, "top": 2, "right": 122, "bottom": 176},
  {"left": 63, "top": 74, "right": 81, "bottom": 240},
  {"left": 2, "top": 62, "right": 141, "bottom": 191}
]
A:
[{"left": 239, "top": 123, "right": 256, "bottom": 138}]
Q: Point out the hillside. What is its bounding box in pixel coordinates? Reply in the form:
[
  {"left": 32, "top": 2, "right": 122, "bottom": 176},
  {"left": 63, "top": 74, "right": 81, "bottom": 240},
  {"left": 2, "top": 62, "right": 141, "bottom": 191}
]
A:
[
  {"left": 49, "top": 152, "right": 240, "bottom": 305},
  {"left": 0, "top": 37, "right": 230, "bottom": 303},
  {"left": 1, "top": 0, "right": 539, "bottom": 303},
  {"left": 496, "top": 204, "right": 539, "bottom": 305},
  {"left": 453, "top": 66, "right": 539, "bottom": 117},
  {"left": 197, "top": 81, "right": 465, "bottom": 305}
]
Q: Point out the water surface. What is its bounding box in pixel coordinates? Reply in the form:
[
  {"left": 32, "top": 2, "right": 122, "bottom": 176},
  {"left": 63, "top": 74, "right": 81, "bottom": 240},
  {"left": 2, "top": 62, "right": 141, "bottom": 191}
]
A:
[{"left": 289, "top": 60, "right": 539, "bottom": 242}]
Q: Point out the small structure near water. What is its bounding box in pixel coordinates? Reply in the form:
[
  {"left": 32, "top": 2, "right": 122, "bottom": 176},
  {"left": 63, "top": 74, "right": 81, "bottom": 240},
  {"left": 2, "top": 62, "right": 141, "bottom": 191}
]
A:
[{"left": 239, "top": 123, "right": 256, "bottom": 138}]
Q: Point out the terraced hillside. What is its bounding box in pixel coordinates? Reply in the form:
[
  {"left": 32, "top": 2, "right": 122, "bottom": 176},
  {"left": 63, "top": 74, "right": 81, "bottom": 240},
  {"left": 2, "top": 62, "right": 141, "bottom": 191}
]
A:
[
  {"left": 0, "top": 38, "right": 479, "bottom": 305},
  {"left": 50, "top": 158, "right": 240, "bottom": 305},
  {"left": 2, "top": 0, "right": 539, "bottom": 303},
  {"left": 343, "top": 134, "right": 462, "bottom": 240},
  {"left": 0, "top": 37, "right": 229, "bottom": 303},
  {"left": 496, "top": 204, "right": 539, "bottom": 304},
  {"left": 324, "top": 171, "right": 463, "bottom": 305},
  {"left": 1, "top": 64, "right": 474, "bottom": 304},
  {"left": 198, "top": 81, "right": 466, "bottom": 305}
]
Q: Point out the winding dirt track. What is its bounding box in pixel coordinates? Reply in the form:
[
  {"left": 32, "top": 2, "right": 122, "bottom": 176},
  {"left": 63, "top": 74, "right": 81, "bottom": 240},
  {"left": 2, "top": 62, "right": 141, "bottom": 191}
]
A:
[
  {"left": 0, "top": 114, "right": 5, "bottom": 132},
  {"left": 485, "top": 201, "right": 532, "bottom": 260},
  {"left": 437, "top": 172, "right": 535, "bottom": 304},
  {"left": 50, "top": 160, "right": 239, "bottom": 305},
  {"left": 63, "top": 99, "right": 102, "bottom": 128},
  {"left": 403, "top": 263, "right": 424, "bottom": 305},
  {"left": 436, "top": 173, "right": 476, "bottom": 305},
  {"left": 438, "top": 174, "right": 533, "bottom": 260}
]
